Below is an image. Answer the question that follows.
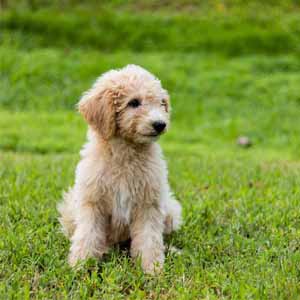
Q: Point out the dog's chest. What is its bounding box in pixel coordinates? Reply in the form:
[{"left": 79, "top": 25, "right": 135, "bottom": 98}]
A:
[
  {"left": 112, "top": 180, "right": 133, "bottom": 225},
  {"left": 108, "top": 160, "right": 159, "bottom": 225}
]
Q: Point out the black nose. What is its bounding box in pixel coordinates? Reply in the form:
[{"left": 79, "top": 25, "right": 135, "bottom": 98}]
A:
[{"left": 152, "top": 121, "right": 166, "bottom": 133}]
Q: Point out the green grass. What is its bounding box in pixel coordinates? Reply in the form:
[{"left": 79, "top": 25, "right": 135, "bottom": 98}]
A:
[
  {"left": 1, "top": 2, "right": 300, "bottom": 299},
  {"left": 2, "top": 9, "right": 300, "bottom": 55},
  {"left": 1, "top": 149, "right": 300, "bottom": 299}
]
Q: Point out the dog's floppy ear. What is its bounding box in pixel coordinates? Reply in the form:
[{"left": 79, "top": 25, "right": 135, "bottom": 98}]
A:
[{"left": 78, "top": 86, "right": 116, "bottom": 140}]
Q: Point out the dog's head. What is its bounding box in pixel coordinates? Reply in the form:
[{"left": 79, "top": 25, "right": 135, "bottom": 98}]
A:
[{"left": 78, "top": 65, "right": 170, "bottom": 144}]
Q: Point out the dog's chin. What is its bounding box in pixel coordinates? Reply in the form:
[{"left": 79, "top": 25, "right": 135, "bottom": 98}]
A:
[{"left": 135, "top": 132, "right": 161, "bottom": 144}]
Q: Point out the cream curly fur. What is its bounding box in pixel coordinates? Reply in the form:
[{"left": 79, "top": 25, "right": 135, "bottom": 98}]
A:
[{"left": 57, "top": 65, "right": 182, "bottom": 274}]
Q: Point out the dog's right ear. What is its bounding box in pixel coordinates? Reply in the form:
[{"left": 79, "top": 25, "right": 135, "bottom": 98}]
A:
[{"left": 77, "top": 86, "right": 116, "bottom": 140}]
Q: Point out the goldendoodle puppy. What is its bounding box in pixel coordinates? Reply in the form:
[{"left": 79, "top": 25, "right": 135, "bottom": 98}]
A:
[{"left": 58, "top": 65, "right": 182, "bottom": 274}]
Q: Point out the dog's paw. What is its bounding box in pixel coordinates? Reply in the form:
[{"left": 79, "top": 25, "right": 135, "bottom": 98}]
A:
[
  {"left": 142, "top": 260, "right": 163, "bottom": 275},
  {"left": 68, "top": 241, "right": 107, "bottom": 267},
  {"left": 68, "top": 247, "right": 89, "bottom": 267},
  {"left": 140, "top": 252, "right": 165, "bottom": 275}
]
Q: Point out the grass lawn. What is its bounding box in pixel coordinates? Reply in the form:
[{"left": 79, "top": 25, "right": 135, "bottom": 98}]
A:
[{"left": 1, "top": 2, "right": 300, "bottom": 299}]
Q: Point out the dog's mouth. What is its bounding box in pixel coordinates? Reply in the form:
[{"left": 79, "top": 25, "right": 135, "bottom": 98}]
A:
[
  {"left": 139, "top": 130, "right": 166, "bottom": 140},
  {"left": 142, "top": 132, "right": 163, "bottom": 138}
]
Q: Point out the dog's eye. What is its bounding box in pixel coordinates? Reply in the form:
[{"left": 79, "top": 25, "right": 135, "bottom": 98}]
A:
[
  {"left": 128, "top": 98, "right": 141, "bottom": 108},
  {"left": 161, "top": 99, "right": 167, "bottom": 106}
]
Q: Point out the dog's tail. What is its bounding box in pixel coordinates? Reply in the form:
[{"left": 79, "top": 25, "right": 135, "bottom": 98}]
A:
[{"left": 57, "top": 188, "right": 76, "bottom": 238}]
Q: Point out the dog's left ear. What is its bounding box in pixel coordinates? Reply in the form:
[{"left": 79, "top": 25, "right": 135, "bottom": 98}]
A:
[{"left": 77, "top": 87, "right": 116, "bottom": 140}]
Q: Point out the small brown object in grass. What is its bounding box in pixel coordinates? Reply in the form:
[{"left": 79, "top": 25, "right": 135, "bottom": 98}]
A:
[{"left": 237, "top": 136, "right": 252, "bottom": 148}]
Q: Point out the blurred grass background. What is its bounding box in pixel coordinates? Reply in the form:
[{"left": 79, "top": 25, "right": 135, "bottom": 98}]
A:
[
  {"left": 1, "top": 0, "right": 300, "bottom": 54},
  {"left": 1, "top": 1, "right": 300, "bottom": 299}
]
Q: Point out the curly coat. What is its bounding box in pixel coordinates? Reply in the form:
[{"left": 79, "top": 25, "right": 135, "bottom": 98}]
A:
[{"left": 58, "top": 65, "right": 182, "bottom": 274}]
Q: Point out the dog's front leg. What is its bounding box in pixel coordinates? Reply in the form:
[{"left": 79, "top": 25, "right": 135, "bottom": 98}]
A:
[
  {"left": 130, "top": 206, "right": 165, "bottom": 274},
  {"left": 68, "top": 202, "right": 108, "bottom": 266}
]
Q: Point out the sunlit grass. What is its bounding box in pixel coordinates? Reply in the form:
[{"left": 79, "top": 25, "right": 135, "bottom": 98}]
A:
[{"left": 1, "top": 2, "right": 300, "bottom": 299}]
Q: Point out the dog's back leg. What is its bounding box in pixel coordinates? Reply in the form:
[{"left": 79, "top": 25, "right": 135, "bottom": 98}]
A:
[
  {"left": 163, "top": 195, "right": 182, "bottom": 234},
  {"left": 57, "top": 187, "right": 76, "bottom": 238}
]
